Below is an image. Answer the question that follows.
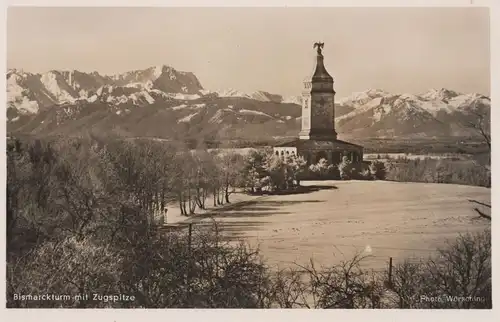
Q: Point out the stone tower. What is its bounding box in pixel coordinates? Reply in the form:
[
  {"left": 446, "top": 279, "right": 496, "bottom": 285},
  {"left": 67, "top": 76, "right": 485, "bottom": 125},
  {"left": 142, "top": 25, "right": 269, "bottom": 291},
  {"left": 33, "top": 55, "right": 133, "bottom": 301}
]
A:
[
  {"left": 298, "top": 42, "right": 337, "bottom": 141},
  {"left": 273, "top": 42, "right": 363, "bottom": 167}
]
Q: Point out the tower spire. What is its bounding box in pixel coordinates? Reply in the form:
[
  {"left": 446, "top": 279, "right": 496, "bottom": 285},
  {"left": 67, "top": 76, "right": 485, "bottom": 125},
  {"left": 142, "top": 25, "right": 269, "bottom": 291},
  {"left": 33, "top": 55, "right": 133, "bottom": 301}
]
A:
[{"left": 312, "top": 42, "right": 333, "bottom": 82}]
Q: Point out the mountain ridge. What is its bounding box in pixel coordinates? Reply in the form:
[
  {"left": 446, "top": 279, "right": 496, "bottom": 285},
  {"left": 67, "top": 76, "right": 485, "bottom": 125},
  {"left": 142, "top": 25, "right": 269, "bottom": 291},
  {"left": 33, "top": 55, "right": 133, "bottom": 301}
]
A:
[{"left": 7, "top": 66, "right": 490, "bottom": 142}]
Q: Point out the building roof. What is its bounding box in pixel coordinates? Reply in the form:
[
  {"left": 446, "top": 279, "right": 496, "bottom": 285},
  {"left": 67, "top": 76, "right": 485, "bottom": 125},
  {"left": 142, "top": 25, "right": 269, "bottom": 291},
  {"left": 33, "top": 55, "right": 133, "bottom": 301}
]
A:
[
  {"left": 274, "top": 138, "right": 363, "bottom": 150},
  {"left": 311, "top": 53, "right": 333, "bottom": 82}
]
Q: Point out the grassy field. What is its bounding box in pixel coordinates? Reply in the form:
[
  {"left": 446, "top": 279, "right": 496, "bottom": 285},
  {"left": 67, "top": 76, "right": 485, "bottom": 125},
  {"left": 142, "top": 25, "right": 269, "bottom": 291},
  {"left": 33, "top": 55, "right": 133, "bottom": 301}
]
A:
[{"left": 168, "top": 181, "right": 491, "bottom": 271}]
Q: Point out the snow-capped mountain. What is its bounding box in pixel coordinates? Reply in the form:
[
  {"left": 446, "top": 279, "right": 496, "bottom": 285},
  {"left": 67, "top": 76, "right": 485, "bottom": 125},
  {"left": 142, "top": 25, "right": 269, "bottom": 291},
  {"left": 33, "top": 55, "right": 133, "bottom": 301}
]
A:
[
  {"left": 7, "top": 65, "right": 205, "bottom": 113},
  {"left": 335, "top": 88, "right": 490, "bottom": 138},
  {"left": 6, "top": 66, "right": 302, "bottom": 141},
  {"left": 6, "top": 66, "right": 490, "bottom": 141},
  {"left": 214, "top": 88, "right": 252, "bottom": 99},
  {"left": 282, "top": 95, "right": 302, "bottom": 105},
  {"left": 418, "top": 88, "right": 460, "bottom": 102},
  {"left": 214, "top": 89, "right": 284, "bottom": 103},
  {"left": 214, "top": 89, "right": 304, "bottom": 105},
  {"left": 337, "top": 88, "right": 390, "bottom": 107}
]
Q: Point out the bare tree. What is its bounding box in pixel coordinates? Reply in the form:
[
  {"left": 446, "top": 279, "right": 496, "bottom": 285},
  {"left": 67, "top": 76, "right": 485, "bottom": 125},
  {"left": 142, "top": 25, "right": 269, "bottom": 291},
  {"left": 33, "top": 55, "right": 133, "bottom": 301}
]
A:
[
  {"left": 466, "top": 110, "right": 490, "bottom": 151},
  {"left": 461, "top": 104, "right": 491, "bottom": 172},
  {"left": 297, "top": 253, "right": 385, "bottom": 309},
  {"left": 219, "top": 152, "right": 244, "bottom": 203}
]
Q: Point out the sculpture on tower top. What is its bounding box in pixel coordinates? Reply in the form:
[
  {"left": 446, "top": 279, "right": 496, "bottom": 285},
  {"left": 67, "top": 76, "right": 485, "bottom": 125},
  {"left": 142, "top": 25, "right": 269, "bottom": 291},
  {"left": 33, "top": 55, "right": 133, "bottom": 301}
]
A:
[{"left": 313, "top": 42, "right": 324, "bottom": 55}]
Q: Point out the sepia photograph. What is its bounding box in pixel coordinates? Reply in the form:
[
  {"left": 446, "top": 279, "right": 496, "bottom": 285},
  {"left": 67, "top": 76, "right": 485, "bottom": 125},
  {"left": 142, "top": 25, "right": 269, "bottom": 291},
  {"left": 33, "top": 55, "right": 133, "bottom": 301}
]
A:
[{"left": 5, "top": 3, "right": 493, "bottom": 311}]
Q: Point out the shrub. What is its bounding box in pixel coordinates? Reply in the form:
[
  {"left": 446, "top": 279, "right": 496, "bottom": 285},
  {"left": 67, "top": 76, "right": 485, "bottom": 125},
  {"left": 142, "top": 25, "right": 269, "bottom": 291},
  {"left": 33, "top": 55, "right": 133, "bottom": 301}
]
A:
[
  {"left": 243, "top": 153, "right": 308, "bottom": 192},
  {"left": 7, "top": 237, "right": 121, "bottom": 308},
  {"left": 304, "top": 254, "right": 386, "bottom": 308},
  {"left": 116, "top": 223, "right": 273, "bottom": 308},
  {"left": 389, "top": 229, "right": 491, "bottom": 309},
  {"left": 308, "top": 158, "right": 330, "bottom": 177},
  {"left": 338, "top": 156, "right": 353, "bottom": 180},
  {"left": 359, "top": 168, "right": 373, "bottom": 180},
  {"left": 369, "top": 161, "right": 387, "bottom": 180},
  {"left": 422, "top": 229, "right": 491, "bottom": 308},
  {"left": 7, "top": 222, "right": 276, "bottom": 308}
]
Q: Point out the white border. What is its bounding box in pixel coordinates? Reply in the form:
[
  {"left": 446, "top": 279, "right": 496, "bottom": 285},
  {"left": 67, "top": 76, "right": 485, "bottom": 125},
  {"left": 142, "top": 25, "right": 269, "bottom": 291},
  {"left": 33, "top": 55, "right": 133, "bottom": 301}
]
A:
[
  {"left": 1, "top": 1, "right": 498, "bottom": 322},
  {"left": 3, "top": 0, "right": 496, "bottom": 7}
]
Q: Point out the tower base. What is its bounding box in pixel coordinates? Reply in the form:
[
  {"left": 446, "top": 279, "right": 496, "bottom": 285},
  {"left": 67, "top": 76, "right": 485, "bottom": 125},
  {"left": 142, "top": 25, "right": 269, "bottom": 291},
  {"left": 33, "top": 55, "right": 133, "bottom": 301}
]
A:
[{"left": 298, "top": 129, "right": 338, "bottom": 141}]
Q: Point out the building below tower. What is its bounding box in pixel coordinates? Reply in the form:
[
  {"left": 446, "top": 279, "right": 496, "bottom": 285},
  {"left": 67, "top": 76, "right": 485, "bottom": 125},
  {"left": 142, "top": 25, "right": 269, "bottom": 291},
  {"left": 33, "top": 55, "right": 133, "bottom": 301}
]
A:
[
  {"left": 273, "top": 42, "right": 364, "bottom": 166},
  {"left": 273, "top": 139, "right": 363, "bottom": 165}
]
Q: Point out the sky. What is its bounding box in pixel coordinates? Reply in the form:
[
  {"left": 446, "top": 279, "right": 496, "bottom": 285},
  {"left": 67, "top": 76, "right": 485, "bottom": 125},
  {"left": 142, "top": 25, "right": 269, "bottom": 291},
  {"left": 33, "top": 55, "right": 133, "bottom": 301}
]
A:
[{"left": 7, "top": 7, "right": 490, "bottom": 97}]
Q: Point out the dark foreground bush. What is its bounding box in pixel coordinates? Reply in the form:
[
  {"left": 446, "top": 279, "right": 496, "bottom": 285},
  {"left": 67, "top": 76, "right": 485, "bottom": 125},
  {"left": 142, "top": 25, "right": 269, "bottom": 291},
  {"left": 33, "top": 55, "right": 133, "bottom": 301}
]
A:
[
  {"left": 7, "top": 223, "right": 272, "bottom": 308},
  {"left": 389, "top": 229, "right": 491, "bottom": 309},
  {"left": 7, "top": 225, "right": 491, "bottom": 308}
]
